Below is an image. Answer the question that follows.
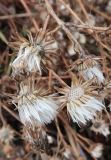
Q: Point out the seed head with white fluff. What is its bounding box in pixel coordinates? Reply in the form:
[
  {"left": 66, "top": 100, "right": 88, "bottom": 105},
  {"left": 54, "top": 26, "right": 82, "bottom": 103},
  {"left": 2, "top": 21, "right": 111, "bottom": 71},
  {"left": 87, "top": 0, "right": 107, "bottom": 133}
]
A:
[
  {"left": 58, "top": 76, "right": 104, "bottom": 125},
  {"left": 11, "top": 30, "right": 58, "bottom": 77},
  {"left": 90, "top": 143, "right": 103, "bottom": 159},
  {"left": 72, "top": 57, "right": 104, "bottom": 84},
  {"left": 91, "top": 118, "right": 110, "bottom": 137},
  {"left": 15, "top": 81, "right": 59, "bottom": 127}
]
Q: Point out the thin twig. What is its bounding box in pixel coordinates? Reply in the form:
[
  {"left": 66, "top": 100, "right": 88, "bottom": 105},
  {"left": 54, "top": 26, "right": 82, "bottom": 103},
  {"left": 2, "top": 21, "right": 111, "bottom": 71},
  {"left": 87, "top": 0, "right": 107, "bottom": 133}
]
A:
[
  {"left": 51, "top": 70, "right": 69, "bottom": 87},
  {"left": 19, "top": 0, "right": 39, "bottom": 31},
  {"left": 55, "top": 119, "right": 68, "bottom": 147},
  {"left": 75, "top": 0, "right": 89, "bottom": 20},
  {"left": 59, "top": 0, "right": 84, "bottom": 24},
  {"left": 45, "top": 0, "right": 84, "bottom": 55},
  {"left": 0, "top": 12, "right": 38, "bottom": 20},
  {"left": 66, "top": 23, "right": 111, "bottom": 32},
  {"left": 87, "top": 4, "right": 111, "bottom": 22},
  {"left": 0, "top": 102, "right": 21, "bottom": 122}
]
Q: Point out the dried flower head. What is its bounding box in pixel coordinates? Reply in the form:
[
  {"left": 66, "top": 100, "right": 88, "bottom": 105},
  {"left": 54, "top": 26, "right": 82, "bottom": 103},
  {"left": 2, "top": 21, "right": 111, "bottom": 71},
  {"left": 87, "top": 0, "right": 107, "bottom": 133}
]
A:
[
  {"left": 11, "top": 29, "right": 58, "bottom": 77},
  {"left": 71, "top": 57, "right": 104, "bottom": 84},
  {"left": 15, "top": 80, "right": 59, "bottom": 126},
  {"left": 0, "top": 125, "right": 14, "bottom": 144},
  {"left": 58, "top": 76, "right": 104, "bottom": 125},
  {"left": 90, "top": 143, "right": 103, "bottom": 159},
  {"left": 91, "top": 118, "right": 110, "bottom": 137}
]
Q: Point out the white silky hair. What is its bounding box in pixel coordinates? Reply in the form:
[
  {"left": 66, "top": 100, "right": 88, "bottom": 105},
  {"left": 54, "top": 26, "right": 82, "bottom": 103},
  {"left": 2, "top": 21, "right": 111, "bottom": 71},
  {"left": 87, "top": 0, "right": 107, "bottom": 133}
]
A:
[
  {"left": 11, "top": 43, "right": 29, "bottom": 68},
  {"left": 67, "top": 96, "right": 104, "bottom": 125},
  {"left": 18, "top": 95, "right": 59, "bottom": 126},
  {"left": 91, "top": 120, "right": 110, "bottom": 137},
  {"left": 12, "top": 45, "right": 42, "bottom": 74},
  {"left": 98, "top": 124, "right": 110, "bottom": 137},
  {"left": 91, "top": 144, "right": 103, "bottom": 158},
  {"left": 83, "top": 66, "right": 104, "bottom": 83}
]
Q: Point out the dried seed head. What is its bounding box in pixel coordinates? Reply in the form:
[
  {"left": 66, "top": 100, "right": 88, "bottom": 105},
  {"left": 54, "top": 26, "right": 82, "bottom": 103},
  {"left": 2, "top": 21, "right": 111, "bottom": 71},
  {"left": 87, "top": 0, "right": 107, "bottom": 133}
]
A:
[
  {"left": 58, "top": 76, "right": 104, "bottom": 125},
  {"left": 11, "top": 30, "right": 58, "bottom": 77},
  {"left": 91, "top": 119, "right": 110, "bottom": 137},
  {"left": 73, "top": 57, "right": 104, "bottom": 84},
  {"left": 0, "top": 125, "right": 14, "bottom": 144},
  {"left": 90, "top": 143, "right": 103, "bottom": 158},
  {"left": 15, "top": 80, "right": 59, "bottom": 127}
]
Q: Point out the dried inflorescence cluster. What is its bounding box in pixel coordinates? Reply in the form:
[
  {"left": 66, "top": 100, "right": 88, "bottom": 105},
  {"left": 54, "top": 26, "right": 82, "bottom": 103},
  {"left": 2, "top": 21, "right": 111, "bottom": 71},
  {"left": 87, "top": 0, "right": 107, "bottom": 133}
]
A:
[
  {"left": 71, "top": 56, "right": 105, "bottom": 84},
  {"left": 11, "top": 29, "right": 58, "bottom": 77},
  {"left": 10, "top": 27, "right": 59, "bottom": 152},
  {"left": 57, "top": 76, "right": 104, "bottom": 125},
  {"left": 8, "top": 1, "right": 110, "bottom": 159}
]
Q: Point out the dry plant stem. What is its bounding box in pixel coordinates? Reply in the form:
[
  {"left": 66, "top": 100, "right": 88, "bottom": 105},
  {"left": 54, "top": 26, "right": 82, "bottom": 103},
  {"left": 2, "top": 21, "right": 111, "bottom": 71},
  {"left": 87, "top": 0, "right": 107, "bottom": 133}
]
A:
[
  {"left": 99, "top": 47, "right": 108, "bottom": 78},
  {"left": 104, "top": 50, "right": 111, "bottom": 60},
  {"left": 59, "top": 114, "right": 91, "bottom": 150},
  {"left": 0, "top": 105, "right": 6, "bottom": 125},
  {"left": 69, "top": 0, "right": 75, "bottom": 9},
  {"left": 61, "top": 1, "right": 111, "bottom": 54},
  {"left": 60, "top": 115, "right": 93, "bottom": 158},
  {"left": 0, "top": 102, "right": 20, "bottom": 122},
  {"left": 77, "top": 139, "right": 96, "bottom": 160},
  {"left": 55, "top": 133, "right": 62, "bottom": 156},
  {"left": 45, "top": 0, "right": 84, "bottom": 55},
  {"left": 8, "top": 20, "right": 20, "bottom": 39},
  {"left": 35, "top": 75, "right": 70, "bottom": 80},
  {"left": 59, "top": 0, "right": 92, "bottom": 35},
  {"left": 43, "top": 14, "right": 50, "bottom": 32},
  {"left": 19, "top": 0, "right": 39, "bottom": 31},
  {"left": 87, "top": 4, "right": 111, "bottom": 22},
  {"left": 100, "top": 48, "right": 110, "bottom": 79},
  {"left": 0, "top": 13, "right": 38, "bottom": 20},
  {"left": 104, "top": 107, "right": 111, "bottom": 125},
  {"left": 66, "top": 23, "right": 111, "bottom": 32},
  {"left": 55, "top": 119, "right": 68, "bottom": 148},
  {"left": 75, "top": 0, "right": 89, "bottom": 20},
  {"left": 48, "top": 69, "right": 52, "bottom": 91},
  {"left": 47, "top": 26, "right": 60, "bottom": 36},
  {"left": 59, "top": 0, "right": 93, "bottom": 35},
  {"left": 95, "top": 34, "right": 111, "bottom": 52},
  {"left": 59, "top": 0, "right": 111, "bottom": 40},
  {"left": 51, "top": 70, "right": 69, "bottom": 87},
  {"left": 23, "top": 152, "right": 33, "bottom": 160},
  {"left": 58, "top": 0, "right": 84, "bottom": 24},
  {"left": 4, "top": 9, "right": 19, "bottom": 37},
  {"left": 59, "top": 0, "right": 111, "bottom": 56},
  {"left": 61, "top": 53, "right": 74, "bottom": 77},
  {"left": 65, "top": 127, "right": 80, "bottom": 159},
  {"left": 77, "top": 134, "right": 92, "bottom": 146},
  {"left": 59, "top": 115, "right": 79, "bottom": 147},
  {"left": 65, "top": 125, "right": 80, "bottom": 151}
]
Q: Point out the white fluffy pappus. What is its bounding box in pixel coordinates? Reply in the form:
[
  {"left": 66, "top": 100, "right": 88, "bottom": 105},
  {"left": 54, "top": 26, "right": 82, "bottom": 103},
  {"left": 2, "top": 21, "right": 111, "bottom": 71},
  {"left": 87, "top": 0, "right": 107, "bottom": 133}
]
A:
[
  {"left": 58, "top": 77, "right": 104, "bottom": 125},
  {"left": 67, "top": 95, "right": 104, "bottom": 125},
  {"left": 11, "top": 30, "right": 58, "bottom": 76},
  {"left": 17, "top": 84, "right": 59, "bottom": 126},
  {"left": 90, "top": 144, "right": 103, "bottom": 158},
  {"left": 91, "top": 119, "right": 110, "bottom": 137},
  {"left": 74, "top": 57, "right": 105, "bottom": 84},
  {"left": 83, "top": 66, "right": 104, "bottom": 84},
  {"left": 11, "top": 43, "right": 42, "bottom": 75}
]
